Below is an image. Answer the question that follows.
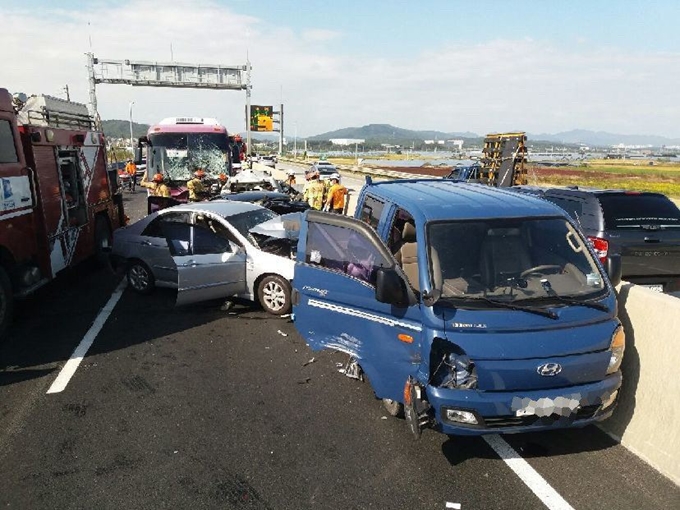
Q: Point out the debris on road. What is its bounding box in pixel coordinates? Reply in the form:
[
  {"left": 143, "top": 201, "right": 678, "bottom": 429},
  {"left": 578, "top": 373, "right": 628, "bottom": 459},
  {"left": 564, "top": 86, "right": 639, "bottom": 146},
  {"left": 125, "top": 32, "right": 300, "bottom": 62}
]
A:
[
  {"left": 277, "top": 330, "right": 288, "bottom": 337},
  {"left": 336, "top": 356, "right": 363, "bottom": 381},
  {"left": 297, "top": 378, "right": 311, "bottom": 385},
  {"left": 302, "top": 357, "right": 316, "bottom": 367}
]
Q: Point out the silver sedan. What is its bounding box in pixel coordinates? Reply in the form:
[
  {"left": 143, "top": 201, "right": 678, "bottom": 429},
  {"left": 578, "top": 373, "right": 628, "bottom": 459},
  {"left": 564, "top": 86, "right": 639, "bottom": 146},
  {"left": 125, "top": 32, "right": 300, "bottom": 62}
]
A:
[{"left": 111, "top": 200, "right": 296, "bottom": 315}]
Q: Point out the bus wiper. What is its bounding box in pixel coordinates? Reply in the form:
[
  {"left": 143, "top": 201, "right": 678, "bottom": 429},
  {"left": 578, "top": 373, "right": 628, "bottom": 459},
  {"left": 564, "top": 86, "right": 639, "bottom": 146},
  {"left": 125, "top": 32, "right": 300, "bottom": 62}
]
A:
[
  {"left": 538, "top": 279, "right": 609, "bottom": 312},
  {"left": 470, "top": 296, "right": 558, "bottom": 320}
]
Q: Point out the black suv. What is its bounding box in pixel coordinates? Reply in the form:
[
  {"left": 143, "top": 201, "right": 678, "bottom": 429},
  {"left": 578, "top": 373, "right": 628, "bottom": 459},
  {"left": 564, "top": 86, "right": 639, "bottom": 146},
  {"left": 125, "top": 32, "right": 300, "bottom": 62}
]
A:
[{"left": 513, "top": 186, "right": 680, "bottom": 292}]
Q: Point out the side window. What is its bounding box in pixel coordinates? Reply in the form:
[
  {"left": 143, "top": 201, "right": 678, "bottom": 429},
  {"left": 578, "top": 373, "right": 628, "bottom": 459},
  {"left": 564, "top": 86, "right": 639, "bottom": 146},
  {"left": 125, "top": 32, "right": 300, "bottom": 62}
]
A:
[
  {"left": 387, "top": 208, "right": 415, "bottom": 255},
  {"left": 548, "top": 196, "right": 583, "bottom": 222},
  {"left": 0, "top": 120, "right": 18, "bottom": 164},
  {"left": 305, "top": 222, "right": 389, "bottom": 286},
  {"left": 359, "top": 195, "right": 385, "bottom": 230},
  {"left": 192, "top": 225, "right": 232, "bottom": 255},
  {"left": 142, "top": 211, "right": 192, "bottom": 238},
  {"left": 162, "top": 222, "right": 191, "bottom": 256}
]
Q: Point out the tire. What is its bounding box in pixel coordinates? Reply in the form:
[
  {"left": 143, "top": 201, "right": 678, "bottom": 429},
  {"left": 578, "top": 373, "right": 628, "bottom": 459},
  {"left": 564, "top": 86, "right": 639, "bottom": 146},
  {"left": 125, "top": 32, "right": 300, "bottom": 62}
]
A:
[
  {"left": 382, "top": 399, "right": 404, "bottom": 418},
  {"left": 257, "top": 274, "right": 291, "bottom": 315},
  {"left": 0, "top": 266, "right": 14, "bottom": 340},
  {"left": 127, "top": 260, "right": 155, "bottom": 295},
  {"left": 94, "top": 216, "right": 112, "bottom": 267}
]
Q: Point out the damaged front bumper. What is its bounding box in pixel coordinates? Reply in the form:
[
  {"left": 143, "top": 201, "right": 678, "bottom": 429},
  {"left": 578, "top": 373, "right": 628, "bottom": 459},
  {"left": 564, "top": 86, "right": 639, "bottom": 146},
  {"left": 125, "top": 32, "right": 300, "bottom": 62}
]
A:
[{"left": 425, "top": 372, "right": 622, "bottom": 436}]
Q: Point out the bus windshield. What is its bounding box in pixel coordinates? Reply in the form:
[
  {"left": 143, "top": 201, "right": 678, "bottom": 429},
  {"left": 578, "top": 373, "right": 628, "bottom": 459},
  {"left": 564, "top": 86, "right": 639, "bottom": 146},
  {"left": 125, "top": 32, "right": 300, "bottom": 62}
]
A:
[{"left": 147, "top": 132, "right": 230, "bottom": 181}]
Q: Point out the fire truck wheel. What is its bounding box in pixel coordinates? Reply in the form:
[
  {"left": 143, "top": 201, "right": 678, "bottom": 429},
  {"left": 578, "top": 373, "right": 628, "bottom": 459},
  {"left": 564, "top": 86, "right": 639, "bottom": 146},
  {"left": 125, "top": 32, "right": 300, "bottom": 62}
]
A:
[
  {"left": 0, "top": 267, "right": 14, "bottom": 339},
  {"left": 127, "top": 260, "right": 155, "bottom": 295},
  {"left": 94, "top": 217, "right": 112, "bottom": 267}
]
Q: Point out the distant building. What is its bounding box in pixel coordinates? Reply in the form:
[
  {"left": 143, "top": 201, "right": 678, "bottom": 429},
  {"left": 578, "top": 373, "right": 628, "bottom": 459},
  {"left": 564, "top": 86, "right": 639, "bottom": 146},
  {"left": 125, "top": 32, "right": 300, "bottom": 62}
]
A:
[
  {"left": 424, "top": 140, "right": 445, "bottom": 145},
  {"left": 330, "top": 138, "right": 365, "bottom": 146}
]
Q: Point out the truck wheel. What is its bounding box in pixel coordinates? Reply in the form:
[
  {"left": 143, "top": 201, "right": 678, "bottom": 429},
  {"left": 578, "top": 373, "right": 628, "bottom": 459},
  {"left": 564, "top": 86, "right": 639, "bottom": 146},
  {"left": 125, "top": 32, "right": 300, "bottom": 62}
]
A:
[
  {"left": 127, "top": 260, "right": 155, "bottom": 295},
  {"left": 0, "top": 267, "right": 14, "bottom": 340},
  {"left": 257, "top": 275, "right": 291, "bottom": 315},
  {"left": 94, "top": 216, "right": 112, "bottom": 267},
  {"left": 382, "top": 399, "right": 404, "bottom": 418}
]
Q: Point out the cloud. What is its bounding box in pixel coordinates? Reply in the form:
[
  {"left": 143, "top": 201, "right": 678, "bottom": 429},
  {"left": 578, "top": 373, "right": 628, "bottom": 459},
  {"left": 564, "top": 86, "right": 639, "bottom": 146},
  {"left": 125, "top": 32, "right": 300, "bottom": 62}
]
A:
[
  {"left": 1, "top": 1, "right": 678, "bottom": 138},
  {"left": 301, "top": 29, "right": 342, "bottom": 43}
]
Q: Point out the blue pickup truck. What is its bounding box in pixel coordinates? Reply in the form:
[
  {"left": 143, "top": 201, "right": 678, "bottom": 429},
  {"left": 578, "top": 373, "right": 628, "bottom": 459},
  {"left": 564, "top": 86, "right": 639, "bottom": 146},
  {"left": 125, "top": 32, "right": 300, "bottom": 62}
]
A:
[{"left": 291, "top": 178, "right": 624, "bottom": 438}]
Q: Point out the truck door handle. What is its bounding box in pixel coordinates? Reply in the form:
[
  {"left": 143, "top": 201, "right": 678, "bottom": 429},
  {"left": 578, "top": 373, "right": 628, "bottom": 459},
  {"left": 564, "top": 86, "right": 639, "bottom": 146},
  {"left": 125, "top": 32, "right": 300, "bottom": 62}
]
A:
[
  {"left": 141, "top": 240, "right": 154, "bottom": 246},
  {"left": 181, "top": 260, "right": 198, "bottom": 267},
  {"left": 21, "top": 197, "right": 30, "bottom": 202},
  {"left": 644, "top": 237, "right": 660, "bottom": 243}
]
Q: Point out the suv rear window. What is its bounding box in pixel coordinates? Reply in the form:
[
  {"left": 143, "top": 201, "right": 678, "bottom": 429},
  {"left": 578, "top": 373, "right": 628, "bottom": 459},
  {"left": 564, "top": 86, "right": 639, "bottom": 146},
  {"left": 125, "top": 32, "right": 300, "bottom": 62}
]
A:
[{"left": 598, "top": 194, "right": 680, "bottom": 229}]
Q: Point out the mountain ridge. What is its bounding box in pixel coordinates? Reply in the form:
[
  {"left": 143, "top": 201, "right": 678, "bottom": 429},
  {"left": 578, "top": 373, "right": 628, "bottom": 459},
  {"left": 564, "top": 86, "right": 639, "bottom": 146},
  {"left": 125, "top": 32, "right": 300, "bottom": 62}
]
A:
[{"left": 101, "top": 119, "right": 680, "bottom": 147}]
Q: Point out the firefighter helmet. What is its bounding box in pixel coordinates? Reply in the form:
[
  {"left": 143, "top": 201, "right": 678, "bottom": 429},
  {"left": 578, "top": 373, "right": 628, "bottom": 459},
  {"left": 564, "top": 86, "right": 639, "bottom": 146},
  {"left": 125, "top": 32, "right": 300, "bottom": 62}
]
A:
[
  {"left": 152, "top": 173, "right": 164, "bottom": 183},
  {"left": 194, "top": 169, "right": 206, "bottom": 178}
]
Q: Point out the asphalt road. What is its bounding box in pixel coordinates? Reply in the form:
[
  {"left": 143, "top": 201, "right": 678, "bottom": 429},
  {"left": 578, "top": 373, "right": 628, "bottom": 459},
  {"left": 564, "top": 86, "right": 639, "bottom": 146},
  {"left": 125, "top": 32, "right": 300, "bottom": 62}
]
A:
[{"left": 0, "top": 187, "right": 678, "bottom": 510}]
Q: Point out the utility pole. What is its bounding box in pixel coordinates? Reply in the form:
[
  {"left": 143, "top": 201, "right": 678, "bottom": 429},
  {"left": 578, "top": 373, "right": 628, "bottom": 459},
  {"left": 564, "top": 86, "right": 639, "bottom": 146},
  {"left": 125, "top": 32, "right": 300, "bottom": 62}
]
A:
[
  {"left": 63, "top": 85, "right": 70, "bottom": 102},
  {"left": 129, "top": 101, "right": 135, "bottom": 157},
  {"left": 245, "top": 58, "right": 252, "bottom": 163},
  {"left": 278, "top": 103, "right": 284, "bottom": 156}
]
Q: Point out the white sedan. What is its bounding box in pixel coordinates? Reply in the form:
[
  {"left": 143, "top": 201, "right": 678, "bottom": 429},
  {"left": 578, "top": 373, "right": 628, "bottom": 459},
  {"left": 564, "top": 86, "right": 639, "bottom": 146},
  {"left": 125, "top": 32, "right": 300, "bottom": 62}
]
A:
[{"left": 111, "top": 201, "right": 296, "bottom": 315}]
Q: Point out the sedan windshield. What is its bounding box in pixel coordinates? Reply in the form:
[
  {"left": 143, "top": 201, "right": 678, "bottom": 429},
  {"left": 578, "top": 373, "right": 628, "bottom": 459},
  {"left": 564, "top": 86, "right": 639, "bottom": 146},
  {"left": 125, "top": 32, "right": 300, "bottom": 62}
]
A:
[
  {"left": 427, "top": 217, "right": 606, "bottom": 303},
  {"left": 224, "top": 208, "right": 278, "bottom": 242}
]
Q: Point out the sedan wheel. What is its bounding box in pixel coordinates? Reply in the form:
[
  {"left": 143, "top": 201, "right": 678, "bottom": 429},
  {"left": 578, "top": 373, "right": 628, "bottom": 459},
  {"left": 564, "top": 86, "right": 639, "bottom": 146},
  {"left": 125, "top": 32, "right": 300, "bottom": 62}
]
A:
[
  {"left": 127, "top": 261, "right": 155, "bottom": 295},
  {"left": 257, "top": 275, "right": 291, "bottom": 315}
]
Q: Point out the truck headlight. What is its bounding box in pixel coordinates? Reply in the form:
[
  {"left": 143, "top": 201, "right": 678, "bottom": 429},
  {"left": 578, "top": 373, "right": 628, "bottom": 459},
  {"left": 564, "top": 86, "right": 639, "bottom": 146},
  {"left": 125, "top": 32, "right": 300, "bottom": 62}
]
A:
[{"left": 606, "top": 325, "right": 625, "bottom": 375}]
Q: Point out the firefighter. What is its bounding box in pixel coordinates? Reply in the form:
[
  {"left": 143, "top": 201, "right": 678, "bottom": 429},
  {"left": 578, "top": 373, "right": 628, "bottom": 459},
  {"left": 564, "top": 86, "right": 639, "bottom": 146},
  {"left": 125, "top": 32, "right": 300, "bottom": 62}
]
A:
[
  {"left": 125, "top": 159, "right": 137, "bottom": 192},
  {"left": 302, "top": 170, "right": 325, "bottom": 210},
  {"left": 218, "top": 173, "right": 229, "bottom": 193},
  {"left": 187, "top": 169, "right": 207, "bottom": 201},
  {"left": 140, "top": 173, "right": 171, "bottom": 197},
  {"left": 286, "top": 169, "right": 296, "bottom": 186},
  {"left": 324, "top": 173, "right": 348, "bottom": 214}
]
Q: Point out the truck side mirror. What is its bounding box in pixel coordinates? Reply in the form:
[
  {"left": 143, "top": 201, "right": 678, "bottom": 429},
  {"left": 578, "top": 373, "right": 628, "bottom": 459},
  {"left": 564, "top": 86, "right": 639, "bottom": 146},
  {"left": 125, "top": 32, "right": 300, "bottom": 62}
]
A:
[
  {"left": 134, "top": 147, "right": 143, "bottom": 165},
  {"left": 606, "top": 254, "right": 622, "bottom": 287},
  {"left": 375, "top": 267, "right": 409, "bottom": 307}
]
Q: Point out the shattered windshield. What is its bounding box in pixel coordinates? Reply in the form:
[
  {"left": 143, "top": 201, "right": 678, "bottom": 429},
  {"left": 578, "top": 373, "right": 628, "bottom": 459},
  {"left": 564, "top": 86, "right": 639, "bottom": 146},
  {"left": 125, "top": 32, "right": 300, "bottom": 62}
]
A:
[
  {"left": 147, "top": 132, "right": 230, "bottom": 181},
  {"left": 427, "top": 217, "right": 606, "bottom": 303}
]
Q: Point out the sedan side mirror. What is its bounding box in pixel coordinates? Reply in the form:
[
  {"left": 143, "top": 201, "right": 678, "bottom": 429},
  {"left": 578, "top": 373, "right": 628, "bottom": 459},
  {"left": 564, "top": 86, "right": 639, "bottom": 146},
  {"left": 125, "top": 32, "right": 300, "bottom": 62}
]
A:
[{"left": 375, "top": 267, "right": 409, "bottom": 307}]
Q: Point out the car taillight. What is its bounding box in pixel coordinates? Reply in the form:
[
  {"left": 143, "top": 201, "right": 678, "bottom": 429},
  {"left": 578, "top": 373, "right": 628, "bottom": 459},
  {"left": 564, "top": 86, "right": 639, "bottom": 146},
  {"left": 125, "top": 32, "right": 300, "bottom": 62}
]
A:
[{"left": 588, "top": 236, "right": 608, "bottom": 264}]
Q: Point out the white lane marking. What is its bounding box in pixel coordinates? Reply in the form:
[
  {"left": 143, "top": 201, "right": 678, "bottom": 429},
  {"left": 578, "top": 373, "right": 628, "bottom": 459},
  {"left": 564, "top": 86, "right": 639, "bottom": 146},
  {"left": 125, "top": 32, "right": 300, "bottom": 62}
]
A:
[
  {"left": 445, "top": 503, "right": 461, "bottom": 509},
  {"left": 484, "top": 435, "right": 574, "bottom": 510},
  {"left": 46, "top": 279, "right": 127, "bottom": 394}
]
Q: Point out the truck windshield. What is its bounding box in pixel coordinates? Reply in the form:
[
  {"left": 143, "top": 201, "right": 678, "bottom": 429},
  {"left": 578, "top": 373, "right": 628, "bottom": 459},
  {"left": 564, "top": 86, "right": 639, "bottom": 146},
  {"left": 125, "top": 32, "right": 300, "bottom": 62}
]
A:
[
  {"left": 147, "top": 132, "right": 229, "bottom": 181},
  {"left": 427, "top": 217, "right": 605, "bottom": 302}
]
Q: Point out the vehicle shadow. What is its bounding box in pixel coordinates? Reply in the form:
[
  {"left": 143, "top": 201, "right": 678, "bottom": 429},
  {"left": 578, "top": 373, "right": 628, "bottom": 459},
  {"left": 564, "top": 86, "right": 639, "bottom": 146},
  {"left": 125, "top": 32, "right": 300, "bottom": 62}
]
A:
[{"left": 442, "top": 425, "right": 619, "bottom": 466}]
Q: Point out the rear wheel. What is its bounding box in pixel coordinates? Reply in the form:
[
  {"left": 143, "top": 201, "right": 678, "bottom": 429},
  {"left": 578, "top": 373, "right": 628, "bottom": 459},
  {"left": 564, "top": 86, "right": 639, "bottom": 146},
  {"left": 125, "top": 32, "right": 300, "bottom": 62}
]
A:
[
  {"left": 127, "top": 260, "right": 155, "bottom": 295},
  {"left": 257, "top": 275, "right": 291, "bottom": 315},
  {"left": 0, "top": 267, "right": 14, "bottom": 340}
]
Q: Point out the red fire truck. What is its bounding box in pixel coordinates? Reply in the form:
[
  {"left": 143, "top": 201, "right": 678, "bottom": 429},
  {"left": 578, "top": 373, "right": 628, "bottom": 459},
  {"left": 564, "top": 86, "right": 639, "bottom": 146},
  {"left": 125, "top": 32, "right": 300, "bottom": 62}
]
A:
[{"left": 0, "top": 89, "right": 125, "bottom": 337}]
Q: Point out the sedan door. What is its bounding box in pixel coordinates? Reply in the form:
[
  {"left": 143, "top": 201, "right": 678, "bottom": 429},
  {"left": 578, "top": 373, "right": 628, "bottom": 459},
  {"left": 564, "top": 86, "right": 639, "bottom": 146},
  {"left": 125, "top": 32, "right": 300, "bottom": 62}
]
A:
[{"left": 164, "top": 220, "right": 247, "bottom": 306}]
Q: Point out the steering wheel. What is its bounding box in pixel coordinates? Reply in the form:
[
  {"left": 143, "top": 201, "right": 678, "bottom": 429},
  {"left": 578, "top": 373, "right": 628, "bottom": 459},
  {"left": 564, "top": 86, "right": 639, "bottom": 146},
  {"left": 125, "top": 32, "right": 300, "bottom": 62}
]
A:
[{"left": 520, "top": 265, "right": 562, "bottom": 278}]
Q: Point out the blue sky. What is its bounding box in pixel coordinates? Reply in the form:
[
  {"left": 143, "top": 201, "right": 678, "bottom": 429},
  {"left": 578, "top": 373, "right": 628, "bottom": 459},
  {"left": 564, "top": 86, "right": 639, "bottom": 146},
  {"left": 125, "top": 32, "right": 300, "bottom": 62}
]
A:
[{"left": 1, "top": 0, "right": 679, "bottom": 139}]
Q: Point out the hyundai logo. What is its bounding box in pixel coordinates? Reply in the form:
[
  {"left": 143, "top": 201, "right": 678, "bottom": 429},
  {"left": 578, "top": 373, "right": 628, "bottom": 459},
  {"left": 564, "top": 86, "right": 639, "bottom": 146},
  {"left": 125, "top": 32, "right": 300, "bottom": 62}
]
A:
[{"left": 537, "top": 363, "right": 562, "bottom": 377}]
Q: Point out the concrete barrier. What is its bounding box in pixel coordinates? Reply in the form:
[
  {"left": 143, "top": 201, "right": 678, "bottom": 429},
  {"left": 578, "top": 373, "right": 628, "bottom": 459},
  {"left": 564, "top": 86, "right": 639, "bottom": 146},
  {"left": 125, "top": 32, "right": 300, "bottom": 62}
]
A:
[{"left": 602, "top": 283, "right": 680, "bottom": 485}]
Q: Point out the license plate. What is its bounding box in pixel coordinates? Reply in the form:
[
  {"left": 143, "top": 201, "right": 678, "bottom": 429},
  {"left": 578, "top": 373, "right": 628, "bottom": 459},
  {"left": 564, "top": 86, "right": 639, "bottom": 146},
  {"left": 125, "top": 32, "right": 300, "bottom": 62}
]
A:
[
  {"left": 513, "top": 395, "right": 580, "bottom": 417},
  {"left": 641, "top": 284, "right": 663, "bottom": 292}
]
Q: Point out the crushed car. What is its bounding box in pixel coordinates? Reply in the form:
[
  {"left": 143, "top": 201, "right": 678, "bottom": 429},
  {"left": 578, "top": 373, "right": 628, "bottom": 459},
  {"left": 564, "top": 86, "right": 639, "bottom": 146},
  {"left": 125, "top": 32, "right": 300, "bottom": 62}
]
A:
[{"left": 111, "top": 201, "right": 299, "bottom": 315}]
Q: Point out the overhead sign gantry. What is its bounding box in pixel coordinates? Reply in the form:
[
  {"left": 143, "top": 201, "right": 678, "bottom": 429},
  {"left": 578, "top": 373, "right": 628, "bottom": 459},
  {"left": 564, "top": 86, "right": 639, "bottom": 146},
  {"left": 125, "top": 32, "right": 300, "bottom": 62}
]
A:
[{"left": 85, "top": 53, "right": 255, "bottom": 150}]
